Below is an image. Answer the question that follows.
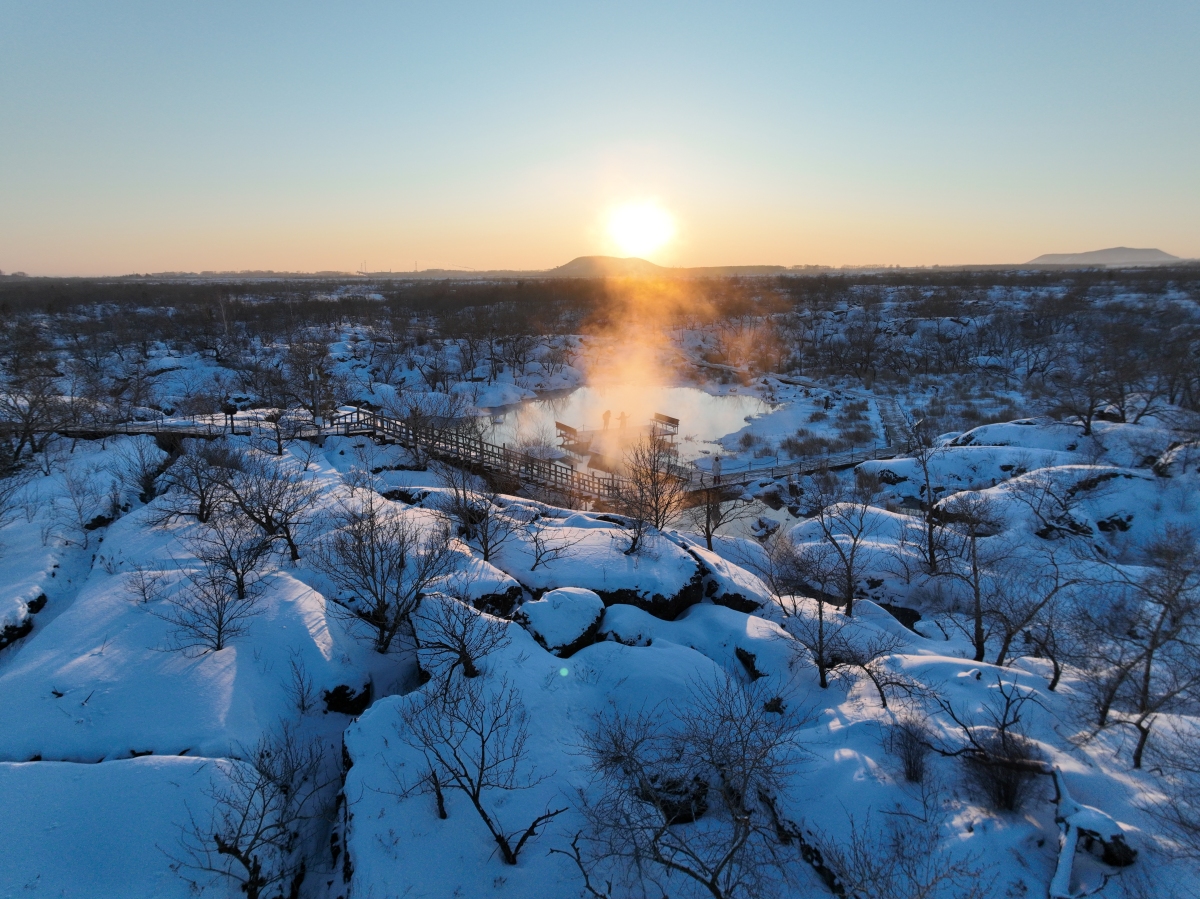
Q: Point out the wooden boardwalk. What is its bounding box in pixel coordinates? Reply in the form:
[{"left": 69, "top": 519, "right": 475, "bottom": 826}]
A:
[
  {"left": 46, "top": 405, "right": 898, "bottom": 502},
  {"left": 330, "top": 407, "right": 897, "bottom": 498},
  {"left": 330, "top": 407, "right": 625, "bottom": 501}
]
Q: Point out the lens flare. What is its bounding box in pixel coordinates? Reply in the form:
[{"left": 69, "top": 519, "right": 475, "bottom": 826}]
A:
[{"left": 606, "top": 201, "right": 675, "bottom": 258}]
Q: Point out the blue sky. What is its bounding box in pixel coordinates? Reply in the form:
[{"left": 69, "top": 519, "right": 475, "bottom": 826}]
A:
[{"left": 1, "top": 1, "right": 1196, "bottom": 274}]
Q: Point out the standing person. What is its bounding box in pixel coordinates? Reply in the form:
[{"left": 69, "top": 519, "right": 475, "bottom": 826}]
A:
[
  {"left": 617, "top": 411, "right": 628, "bottom": 429},
  {"left": 711, "top": 454, "right": 722, "bottom": 485},
  {"left": 602, "top": 409, "right": 611, "bottom": 430}
]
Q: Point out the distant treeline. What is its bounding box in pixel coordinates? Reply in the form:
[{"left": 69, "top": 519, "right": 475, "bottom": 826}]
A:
[{"left": 3, "top": 265, "right": 1198, "bottom": 322}]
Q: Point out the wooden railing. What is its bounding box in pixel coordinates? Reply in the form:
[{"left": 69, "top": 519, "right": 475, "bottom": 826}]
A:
[
  {"left": 330, "top": 407, "right": 627, "bottom": 500},
  {"left": 38, "top": 405, "right": 899, "bottom": 501}
]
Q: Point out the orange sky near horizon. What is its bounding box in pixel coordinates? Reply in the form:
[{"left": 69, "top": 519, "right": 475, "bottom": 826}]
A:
[{"left": 1, "top": 3, "right": 1197, "bottom": 276}]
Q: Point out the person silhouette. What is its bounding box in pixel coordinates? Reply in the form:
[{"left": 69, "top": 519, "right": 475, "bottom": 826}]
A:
[
  {"left": 617, "top": 411, "right": 628, "bottom": 429},
  {"left": 711, "top": 454, "right": 722, "bottom": 485},
  {"left": 602, "top": 410, "right": 611, "bottom": 430}
]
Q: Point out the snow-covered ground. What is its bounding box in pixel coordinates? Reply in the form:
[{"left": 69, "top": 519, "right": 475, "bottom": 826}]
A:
[
  {"left": 1, "top": 289, "right": 1199, "bottom": 898},
  {"left": 0, "top": 403, "right": 1194, "bottom": 899}
]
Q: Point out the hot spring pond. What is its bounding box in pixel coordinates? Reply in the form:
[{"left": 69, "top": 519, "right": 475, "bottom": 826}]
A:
[{"left": 482, "top": 385, "right": 774, "bottom": 461}]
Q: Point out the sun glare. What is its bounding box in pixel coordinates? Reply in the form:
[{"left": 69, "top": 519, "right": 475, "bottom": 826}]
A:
[{"left": 606, "top": 201, "right": 675, "bottom": 258}]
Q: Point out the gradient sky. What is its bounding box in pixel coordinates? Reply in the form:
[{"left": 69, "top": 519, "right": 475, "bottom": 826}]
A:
[{"left": 2, "top": 1, "right": 1197, "bottom": 275}]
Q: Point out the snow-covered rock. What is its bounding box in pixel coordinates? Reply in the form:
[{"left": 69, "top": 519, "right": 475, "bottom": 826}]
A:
[{"left": 515, "top": 587, "right": 605, "bottom": 657}]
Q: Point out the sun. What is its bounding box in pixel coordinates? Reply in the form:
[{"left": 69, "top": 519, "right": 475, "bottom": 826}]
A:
[{"left": 606, "top": 201, "right": 675, "bottom": 258}]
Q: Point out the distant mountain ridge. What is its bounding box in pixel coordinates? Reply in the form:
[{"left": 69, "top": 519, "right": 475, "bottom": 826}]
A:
[
  {"left": 1026, "top": 247, "right": 1179, "bottom": 266},
  {"left": 546, "top": 256, "right": 796, "bottom": 278}
]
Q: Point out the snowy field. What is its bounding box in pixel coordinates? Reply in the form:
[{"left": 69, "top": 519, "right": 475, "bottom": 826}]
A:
[{"left": 1, "top": 279, "right": 1199, "bottom": 898}]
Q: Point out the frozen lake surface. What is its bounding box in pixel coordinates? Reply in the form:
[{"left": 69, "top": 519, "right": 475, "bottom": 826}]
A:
[{"left": 483, "top": 385, "right": 773, "bottom": 461}]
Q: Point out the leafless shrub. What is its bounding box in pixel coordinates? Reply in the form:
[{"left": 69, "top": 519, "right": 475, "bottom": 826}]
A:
[
  {"left": 125, "top": 563, "right": 169, "bottom": 605},
  {"left": 172, "top": 723, "right": 330, "bottom": 899},
  {"left": 342, "top": 440, "right": 383, "bottom": 495},
  {"left": 814, "top": 792, "right": 993, "bottom": 899},
  {"left": 558, "top": 672, "right": 810, "bottom": 899},
  {"left": 930, "top": 676, "right": 1047, "bottom": 812},
  {"left": 285, "top": 650, "right": 318, "bottom": 715},
  {"left": 395, "top": 674, "right": 565, "bottom": 865},
  {"left": 886, "top": 714, "right": 936, "bottom": 784},
  {"left": 51, "top": 464, "right": 106, "bottom": 549},
  {"left": 112, "top": 437, "right": 166, "bottom": 503}
]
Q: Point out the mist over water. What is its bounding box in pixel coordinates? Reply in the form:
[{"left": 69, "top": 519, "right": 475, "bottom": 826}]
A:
[{"left": 483, "top": 385, "right": 772, "bottom": 461}]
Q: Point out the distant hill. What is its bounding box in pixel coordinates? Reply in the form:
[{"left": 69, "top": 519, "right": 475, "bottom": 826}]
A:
[
  {"left": 1026, "top": 247, "right": 1180, "bottom": 267},
  {"left": 546, "top": 256, "right": 795, "bottom": 279},
  {"left": 548, "top": 256, "right": 670, "bottom": 278},
  {"left": 370, "top": 256, "right": 799, "bottom": 280}
]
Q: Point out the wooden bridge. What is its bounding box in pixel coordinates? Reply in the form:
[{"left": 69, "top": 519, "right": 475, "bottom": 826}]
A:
[
  {"left": 329, "top": 407, "right": 897, "bottom": 499},
  {"left": 44, "top": 405, "right": 898, "bottom": 503},
  {"left": 329, "top": 406, "right": 626, "bottom": 501}
]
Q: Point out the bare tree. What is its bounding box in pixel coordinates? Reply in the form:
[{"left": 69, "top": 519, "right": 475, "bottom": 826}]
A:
[
  {"left": 255, "top": 409, "right": 311, "bottom": 457},
  {"left": 0, "top": 371, "right": 64, "bottom": 469},
  {"left": 784, "top": 577, "right": 913, "bottom": 708},
  {"left": 187, "top": 511, "right": 276, "bottom": 602},
  {"left": 1006, "top": 468, "right": 1096, "bottom": 541},
  {"left": 800, "top": 469, "right": 881, "bottom": 616},
  {"left": 611, "top": 434, "right": 687, "bottom": 555},
  {"left": 156, "top": 439, "right": 240, "bottom": 524},
  {"left": 938, "top": 491, "right": 1008, "bottom": 663},
  {"left": 282, "top": 340, "right": 344, "bottom": 426},
  {"left": 436, "top": 464, "right": 518, "bottom": 563},
  {"left": 1081, "top": 528, "right": 1200, "bottom": 768},
  {"left": 985, "top": 549, "right": 1082, "bottom": 667},
  {"left": 222, "top": 453, "right": 321, "bottom": 562},
  {"left": 173, "top": 723, "right": 329, "bottom": 899},
  {"left": 738, "top": 529, "right": 810, "bottom": 601},
  {"left": 155, "top": 562, "right": 263, "bottom": 654},
  {"left": 682, "top": 482, "right": 756, "bottom": 552},
  {"left": 396, "top": 674, "right": 565, "bottom": 864},
  {"left": 1143, "top": 721, "right": 1200, "bottom": 859},
  {"left": 389, "top": 390, "right": 471, "bottom": 470},
  {"left": 907, "top": 432, "right": 949, "bottom": 573},
  {"left": 415, "top": 593, "right": 511, "bottom": 679},
  {"left": 523, "top": 512, "right": 584, "bottom": 571},
  {"left": 314, "top": 494, "right": 456, "bottom": 654},
  {"left": 0, "top": 468, "right": 32, "bottom": 540},
  {"left": 559, "top": 673, "right": 809, "bottom": 899},
  {"left": 779, "top": 543, "right": 843, "bottom": 688}
]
